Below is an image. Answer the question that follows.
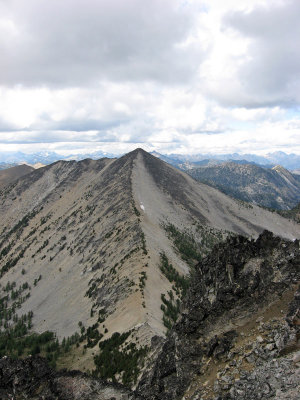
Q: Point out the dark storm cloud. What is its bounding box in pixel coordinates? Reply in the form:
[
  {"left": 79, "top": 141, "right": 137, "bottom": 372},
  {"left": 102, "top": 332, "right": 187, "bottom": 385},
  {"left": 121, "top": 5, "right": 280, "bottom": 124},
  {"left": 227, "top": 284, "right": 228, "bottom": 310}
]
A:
[
  {"left": 0, "top": 0, "right": 199, "bottom": 87},
  {"left": 223, "top": 0, "right": 300, "bottom": 107}
]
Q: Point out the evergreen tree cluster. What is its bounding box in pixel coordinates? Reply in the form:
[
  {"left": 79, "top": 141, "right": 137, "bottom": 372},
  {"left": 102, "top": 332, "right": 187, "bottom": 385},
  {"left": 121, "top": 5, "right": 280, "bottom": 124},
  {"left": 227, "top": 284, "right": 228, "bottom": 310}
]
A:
[
  {"left": 159, "top": 253, "right": 189, "bottom": 298},
  {"left": 94, "top": 331, "right": 148, "bottom": 386},
  {"left": 163, "top": 223, "right": 202, "bottom": 265},
  {"left": 160, "top": 291, "right": 180, "bottom": 331}
]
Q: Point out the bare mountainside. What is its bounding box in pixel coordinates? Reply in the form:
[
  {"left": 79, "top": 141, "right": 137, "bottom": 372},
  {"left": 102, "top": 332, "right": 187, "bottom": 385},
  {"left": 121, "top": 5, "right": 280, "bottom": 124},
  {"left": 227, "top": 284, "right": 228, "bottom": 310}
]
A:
[
  {"left": 0, "top": 148, "right": 299, "bottom": 379},
  {"left": 0, "top": 164, "right": 34, "bottom": 189},
  {"left": 187, "top": 161, "right": 300, "bottom": 210}
]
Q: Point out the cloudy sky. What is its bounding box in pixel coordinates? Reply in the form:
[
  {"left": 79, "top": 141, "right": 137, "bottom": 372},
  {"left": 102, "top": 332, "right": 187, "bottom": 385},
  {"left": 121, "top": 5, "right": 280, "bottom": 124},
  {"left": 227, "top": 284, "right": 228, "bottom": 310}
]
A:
[{"left": 0, "top": 0, "right": 299, "bottom": 155}]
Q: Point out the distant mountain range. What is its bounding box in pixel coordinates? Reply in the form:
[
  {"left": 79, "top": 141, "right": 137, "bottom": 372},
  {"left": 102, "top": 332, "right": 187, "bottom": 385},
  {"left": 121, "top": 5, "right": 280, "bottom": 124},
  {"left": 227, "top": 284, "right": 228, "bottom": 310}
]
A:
[
  {"left": 152, "top": 151, "right": 300, "bottom": 171},
  {"left": 1, "top": 150, "right": 300, "bottom": 171},
  {"left": 0, "top": 150, "right": 114, "bottom": 166}
]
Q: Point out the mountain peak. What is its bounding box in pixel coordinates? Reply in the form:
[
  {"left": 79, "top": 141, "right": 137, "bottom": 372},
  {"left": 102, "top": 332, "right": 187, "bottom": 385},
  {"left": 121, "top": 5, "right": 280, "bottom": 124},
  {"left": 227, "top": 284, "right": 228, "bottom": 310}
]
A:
[
  {"left": 124, "top": 148, "right": 154, "bottom": 160},
  {"left": 272, "top": 164, "right": 287, "bottom": 173}
]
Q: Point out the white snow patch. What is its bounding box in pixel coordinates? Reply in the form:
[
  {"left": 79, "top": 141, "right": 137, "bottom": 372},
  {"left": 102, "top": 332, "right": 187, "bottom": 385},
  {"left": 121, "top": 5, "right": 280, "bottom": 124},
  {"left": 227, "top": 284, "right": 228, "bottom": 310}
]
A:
[{"left": 140, "top": 203, "right": 145, "bottom": 211}]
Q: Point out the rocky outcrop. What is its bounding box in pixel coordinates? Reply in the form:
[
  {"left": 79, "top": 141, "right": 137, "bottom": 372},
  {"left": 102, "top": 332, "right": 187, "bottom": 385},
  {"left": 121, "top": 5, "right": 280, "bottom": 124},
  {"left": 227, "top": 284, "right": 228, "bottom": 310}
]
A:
[
  {"left": 0, "top": 356, "right": 132, "bottom": 400},
  {"left": 135, "top": 231, "right": 300, "bottom": 399}
]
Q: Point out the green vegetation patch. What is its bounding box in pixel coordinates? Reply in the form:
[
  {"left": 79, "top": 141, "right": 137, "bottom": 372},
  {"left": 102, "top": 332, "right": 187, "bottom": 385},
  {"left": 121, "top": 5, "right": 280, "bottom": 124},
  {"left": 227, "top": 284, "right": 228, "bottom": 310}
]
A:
[
  {"left": 0, "top": 209, "right": 40, "bottom": 250},
  {"left": 158, "top": 254, "right": 190, "bottom": 332},
  {"left": 163, "top": 222, "right": 227, "bottom": 265},
  {"left": 94, "top": 331, "right": 148, "bottom": 386},
  {"left": 161, "top": 291, "right": 180, "bottom": 331},
  {"left": 159, "top": 253, "right": 189, "bottom": 298},
  {"left": 0, "top": 244, "right": 30, "bottom": 277},
  {"left": 163, "top": 223, "right": 202, "bottom": 265},
  {"left": 0, "top": 278, "right": 84, "bottom": 368},
  {"left": 139, "top": 271, "right": 147, "bottom": 290},
  {"left": 133, "top": 204, "right": 141, "bottom": 217},
  {"left": 0, "top": 313, "right": 56, "bottom": 358}
]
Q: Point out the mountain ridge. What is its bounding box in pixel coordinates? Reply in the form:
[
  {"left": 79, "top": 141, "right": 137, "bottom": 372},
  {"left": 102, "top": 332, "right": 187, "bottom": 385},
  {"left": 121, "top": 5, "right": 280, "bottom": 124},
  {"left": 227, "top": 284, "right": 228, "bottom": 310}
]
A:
[{"left": 0, "top": 148, "right": 299, "bottom": 381}]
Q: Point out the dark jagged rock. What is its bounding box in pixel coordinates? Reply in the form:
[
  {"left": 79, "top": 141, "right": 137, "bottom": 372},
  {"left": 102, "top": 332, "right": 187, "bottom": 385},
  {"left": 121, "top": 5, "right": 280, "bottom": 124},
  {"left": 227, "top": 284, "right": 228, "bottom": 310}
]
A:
[
  {"left": 0, "top": 356, "right": 133, "bottom": 400},
  {"left": 135, "top": 231, "right": 300, "bottom": 400},
  {"left": 286, "top": 288, "right": 300, "bottom": 328}
]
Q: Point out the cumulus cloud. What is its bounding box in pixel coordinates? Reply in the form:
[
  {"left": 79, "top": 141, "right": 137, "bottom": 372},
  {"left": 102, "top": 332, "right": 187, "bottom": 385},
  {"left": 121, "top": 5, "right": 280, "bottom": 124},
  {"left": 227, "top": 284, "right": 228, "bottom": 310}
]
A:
[
  {"left": 219, "top": 0, "right": 300, "bottom": 107},
  {"left": 0, "top": 0, "right": 299, "bottom": 156}
]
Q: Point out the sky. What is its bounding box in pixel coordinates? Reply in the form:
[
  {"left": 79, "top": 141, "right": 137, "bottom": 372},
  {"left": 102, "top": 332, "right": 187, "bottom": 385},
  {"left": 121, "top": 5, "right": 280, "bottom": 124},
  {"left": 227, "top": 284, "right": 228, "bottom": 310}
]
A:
[{"left": 0, "top": 0, "right": 299, "bottom": 156}]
